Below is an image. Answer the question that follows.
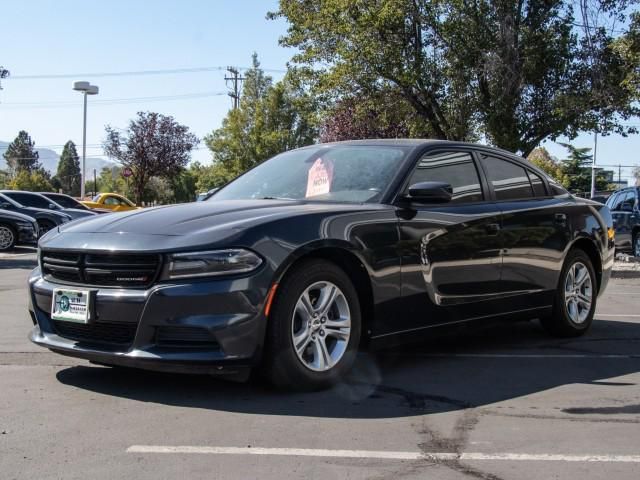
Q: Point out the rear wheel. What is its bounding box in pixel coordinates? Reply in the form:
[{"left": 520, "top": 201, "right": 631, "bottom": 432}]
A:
[
  {"left": 0, "top": 224, "right": 16, "bottom": 251},
  {"left": 633, "top": 231, "right": 640, "bottom": 258},
  {"left": 262, "top": 259, "right": 361, "bottom": 390},
  {"left": 37, "top": 220, "right": 55, "bottom": 237},
  {"left": 541, "top": 249, "right": 596, "bottom": 337}
]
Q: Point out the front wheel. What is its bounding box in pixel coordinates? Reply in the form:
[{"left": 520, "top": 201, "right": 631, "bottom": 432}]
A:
[
  {"left": 541, "top": 249, "right": 597, "bottom": 337},
  {"left": 262, "top": 259, "right": 361, "bottom": 390},
  {"left": 633, "top": 232, "right": 640, "bottom": 258},
  {"left": 0, "top": 224, "right": 17, "bottom": 251}
]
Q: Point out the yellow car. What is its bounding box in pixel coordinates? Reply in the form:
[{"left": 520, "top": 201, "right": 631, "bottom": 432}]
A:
[{"left": 81, "top": 193, "right": 139, "bottom": 212}]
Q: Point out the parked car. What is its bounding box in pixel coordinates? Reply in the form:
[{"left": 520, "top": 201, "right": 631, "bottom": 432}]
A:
[
  {"left": 81, "top": 193, "right": 139, "bottom": 212},
  {"left": 40, "top": 192, "right": 111, "bottom": 215},
  {"left": 605, "top": 186, "right": 640, "bottom": 256},
  {"left": 29, "top": 140, "right": 614, "bottom": 390},
  {"left": 0, "top": 192, "right": 71, "bottom": 236},
  {"left": 0, "top": 209, "right": 38, "bottom": 251},
  {"left": 196, "top": 188, "right": 219, "bottom": 202},
  {"left": 1, "top": 190, "right": 96, "bottom": 220}
]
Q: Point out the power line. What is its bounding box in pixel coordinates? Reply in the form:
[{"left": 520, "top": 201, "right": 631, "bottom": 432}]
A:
[
  {"left": 8, "top": 65, "right": 286, "bottom": 80},
  {"left": 0, "top": 91, "right": 228, "bottom": 109}
]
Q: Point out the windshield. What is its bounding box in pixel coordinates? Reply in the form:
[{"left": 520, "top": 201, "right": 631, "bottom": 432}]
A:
[
  {"left": 45, "top": 194, "right": 82, "bottom": 209},
  {"left": 212, "top": 145, "right": 409, "bottom": 203}
]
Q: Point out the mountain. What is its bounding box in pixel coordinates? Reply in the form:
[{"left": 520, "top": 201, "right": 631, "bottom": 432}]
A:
[{"left": 0, "top": 141, "right": 116, "bottom": 175}]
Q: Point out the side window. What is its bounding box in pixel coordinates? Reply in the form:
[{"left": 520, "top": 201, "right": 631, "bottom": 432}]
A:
[
  {"left": 104, "top": 196, "right": 119, "bottom": 206},
  {"left": 606, "top": 192, "right": 618, "bottom": 209},
  {"left": 482, "top": 156, "right": 533, "bottom": 200},
  {"left": 621, "top": 191, "right": 636, "bottom": 211},
  {"left": 406, "top": 151, "right": 483, "bottom": 203},
  {"left": 527, "top": 170, "right": 547, "bottom": 197}
]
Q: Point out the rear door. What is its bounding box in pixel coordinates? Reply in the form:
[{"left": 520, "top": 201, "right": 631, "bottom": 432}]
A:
[
  {"left": 394, "top": 148, "right": 504, "bottom": 335},
  {"left": 478, "top": 153, "right": 571, "bottom": 310}
]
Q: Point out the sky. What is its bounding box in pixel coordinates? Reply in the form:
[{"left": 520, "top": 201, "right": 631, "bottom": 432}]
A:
[{"left": 0, "top": 0, "right": 638, "bottom": 185}]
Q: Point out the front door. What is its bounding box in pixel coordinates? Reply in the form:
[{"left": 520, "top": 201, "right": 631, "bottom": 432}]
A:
[{"left": 393, "top": 150, "right": 503, "bottom": 337}]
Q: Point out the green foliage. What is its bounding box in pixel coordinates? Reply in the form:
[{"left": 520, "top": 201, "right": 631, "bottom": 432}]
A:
[
  {"left": 527, "top": 147, "right": 564, "bottom": 181},
  {"left": 54, "top": 141, "right": 81, "bottom": 196},
  {"left": 104, "top": 111, "right": 199, "bottom": 205},
  {"left": 272, "top": 0, "right": 640, "bottom": 155},
  {"left": 3, "top": 130, "right": 40, "bottom": 175},
  {"left": 557, "top": 143, "right": 610, "bottom": 194},
  {"left": 0, "top": 170, "right": 9, "bottom": 189},
  {"left": 8, "top": 169, "right": 53, "bottom": 192},
  {"left": 204, "top": 54, "right": 318, "bottom": 184}
]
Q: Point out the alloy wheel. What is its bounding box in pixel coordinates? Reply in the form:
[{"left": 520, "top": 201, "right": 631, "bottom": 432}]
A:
[
  {"left": 564, "top": 261, "right": 593, "bottom": 324},
  {"left": 635, "top": 236, "right": 640, "bottom": 258},
  {"left": 291, "top": 281, "right": 351, "bottom": 372},
  {"left": 0, "top": 226, "right": 14, "bottom": 250}
]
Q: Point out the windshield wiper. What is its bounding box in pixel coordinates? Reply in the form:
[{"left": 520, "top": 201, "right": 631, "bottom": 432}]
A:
[{"left": 259, "top": 196, "right": 294, "bottom": 200}]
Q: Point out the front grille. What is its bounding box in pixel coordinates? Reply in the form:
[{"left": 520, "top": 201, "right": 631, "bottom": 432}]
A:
[
  {"left": 155, "top": 326, "right": 219, "bottom": 348},
  {"left": 53, "top": 320, "right": 137, "bottom": 346},
  {"left": 41, "top": 250, "right": 161, "bottom": 288}
]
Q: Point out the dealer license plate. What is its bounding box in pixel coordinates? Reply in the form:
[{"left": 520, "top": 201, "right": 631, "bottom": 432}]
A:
[{"left": 51, "top": 288, "right": 91, "bottom": 323}]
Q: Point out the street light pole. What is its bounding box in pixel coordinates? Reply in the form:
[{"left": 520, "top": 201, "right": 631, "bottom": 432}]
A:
[
  {"left": 82, "top": 91, "right": 87, "bottom": 199},
  {"left": 72, "top": 81, "right": 99, "bottom": 199},
  {"left": 590, "top": 131, "right": 598, "bottom": 199}
]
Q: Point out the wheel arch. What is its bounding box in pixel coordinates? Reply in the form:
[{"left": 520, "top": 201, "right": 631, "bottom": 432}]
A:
[
  {"left": 271, "top": 241, "right": 375, "bottom": 345},
  {"left": 567, "top": 237, "right": 603, "bottom": 293}
]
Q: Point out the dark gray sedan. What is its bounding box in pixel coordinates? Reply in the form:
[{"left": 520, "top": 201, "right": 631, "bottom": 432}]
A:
[
  {"left": 1, "top": 191, "right": 96, "bottom": 220},
  {"left": 0, "top": 192, "right": 71, "bottom": 236}
]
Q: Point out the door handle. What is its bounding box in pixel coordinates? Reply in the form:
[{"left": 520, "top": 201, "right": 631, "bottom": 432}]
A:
[{"left": 485, "top": 223, "right": 501, "bottom": 236}]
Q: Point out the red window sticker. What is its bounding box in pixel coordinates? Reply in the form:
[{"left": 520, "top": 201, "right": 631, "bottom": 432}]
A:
[{"left": 306, "top": 158, "right": 334, "bottom": 198}]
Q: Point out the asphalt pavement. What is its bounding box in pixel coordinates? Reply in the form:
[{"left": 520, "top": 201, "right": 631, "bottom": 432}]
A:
[{"left": 1, "top": 251, "right": 639, "bottom": 480}]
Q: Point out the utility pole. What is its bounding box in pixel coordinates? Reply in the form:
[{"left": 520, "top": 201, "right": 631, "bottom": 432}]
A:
[
  {"left": 618, "top": 164, "right": 622, "bottom": 188},
  {"left": 590, "top": 132, "right": 598, "bottom": 199},
  {"left": 224, "top": 67, "right": 245, "bottom": 110}
]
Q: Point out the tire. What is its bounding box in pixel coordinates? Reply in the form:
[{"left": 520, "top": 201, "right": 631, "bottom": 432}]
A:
[
  {"left": 633, "top": 231, "right": 640, "bottom": 258},
  {"left": 540, "top": 249, "right": 597, "bottom": 338},
  {"left": 0, "top": 223, "right": 17, "bottom": 251},
  {"left": 37, "top": 220, "right": 55, "bottom": 237},
  {"left": 262, "top": 259, "right": 361, "bottom": 391}
]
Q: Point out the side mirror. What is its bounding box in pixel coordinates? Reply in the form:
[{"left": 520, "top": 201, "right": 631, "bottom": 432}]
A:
[
  {"left": 48, "top": 203, "right": 58, "bottom": 210},
  {"left": 0, "top": 202, "right": 11, "bottom": 209},
  {"left": 406, "top": 181, "right": 452, "bottom": 203}
]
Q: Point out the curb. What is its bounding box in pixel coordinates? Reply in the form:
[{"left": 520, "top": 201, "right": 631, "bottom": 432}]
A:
[{"left": 611, "top": 270, "right": 640, "bottom": 279}]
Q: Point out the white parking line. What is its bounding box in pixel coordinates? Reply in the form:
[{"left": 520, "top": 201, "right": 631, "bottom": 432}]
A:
[
  {"left": 596, "top": 314, "right": 640, "bottom": 317},
  {"left": 126, "top": 446, "right": 640, "bottom": 463},
  {"left": 385, "top": 353, "right": 638, "bottom": 359}
]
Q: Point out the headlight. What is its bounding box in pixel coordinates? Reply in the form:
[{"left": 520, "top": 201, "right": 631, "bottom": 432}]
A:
[{"left": 162, "top": 249, "right": 263, "bottom": 279}]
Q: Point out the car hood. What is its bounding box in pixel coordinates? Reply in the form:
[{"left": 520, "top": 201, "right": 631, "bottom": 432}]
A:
[
  {"left": 40, "top": 199, "right": 389, "bottom": 252},
  {"left": 24, "top": 206, "right": 70, "bottom": 220},
  {"left": 0, "top": 209, "right": 37, "bottom": 223}
]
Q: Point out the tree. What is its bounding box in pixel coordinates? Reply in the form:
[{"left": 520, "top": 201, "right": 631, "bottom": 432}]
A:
[
  {"left": 320, "top": 89, "right": 431, "bottom": 142},
  {"left": 527, "top": 147, "right": 563, "bottom": 181},
  {"left": 632, "top": 166, "right": 640, "bottom": 186},
  {"left": 204, "top": 54, "right": 318, "bottom": 184},
  {"left": 55, "top": 141, "right": 81, "bottom": 196},
  {"left": 3, "top": 131, "right": 40, "bottom": 175},
  {"left": 7, "top": 170, "right": 53, "bottom": 192},
  {"left": 0, "top": 66, "right": 8, "bottom": 90},
  {"left": 557, "top": 143, "right": 610, "bottom": 193},
  {"left": 103, "top": 112, "right": 199, "bottom": 205},
  {"left": 271, "top": 0, "right": 640, "bottom": 156}
]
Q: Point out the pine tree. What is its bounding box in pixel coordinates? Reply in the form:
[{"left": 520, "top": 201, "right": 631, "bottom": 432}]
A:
[
  {"left": 3, "top": 131, "right": 40, "bottom": 176},
  {"left": 55, "top": 140, "right": 81, "bottom": 195}
]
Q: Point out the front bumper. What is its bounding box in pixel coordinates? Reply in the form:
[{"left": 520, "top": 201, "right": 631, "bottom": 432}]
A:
[
  {"left": 28, "top": 267, "right": 271, "bottom": 377},
  {"left": 17, "top": 224, "right": 38, "bottom": 245}
]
